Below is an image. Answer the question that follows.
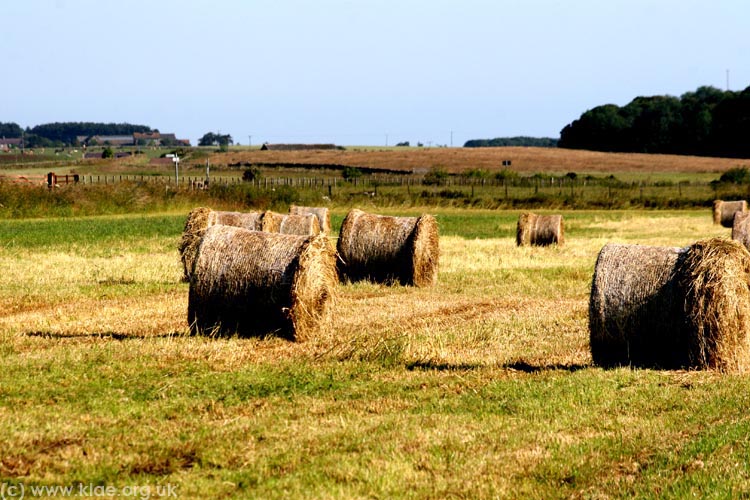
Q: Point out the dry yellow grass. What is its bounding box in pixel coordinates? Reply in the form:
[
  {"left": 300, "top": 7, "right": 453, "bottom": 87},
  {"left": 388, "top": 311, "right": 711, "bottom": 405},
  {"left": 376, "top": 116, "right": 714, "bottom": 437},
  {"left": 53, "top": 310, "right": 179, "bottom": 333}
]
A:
[
  {"left": 209, "top": 147, "right": 750, "bottom": 175},
  {"left": 0, "top": 211, "right": 729, "bottom": 369}
]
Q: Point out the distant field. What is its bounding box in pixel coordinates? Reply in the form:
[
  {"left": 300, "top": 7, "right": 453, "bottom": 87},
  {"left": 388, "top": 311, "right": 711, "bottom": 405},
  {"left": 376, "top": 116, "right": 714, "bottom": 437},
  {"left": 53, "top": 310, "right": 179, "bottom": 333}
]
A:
[
  {"left": 210, "top": 146, "right": 750, "bottom": 175},
  {"left": 2, "top": 147, "right": 749, "bottom": 183}
]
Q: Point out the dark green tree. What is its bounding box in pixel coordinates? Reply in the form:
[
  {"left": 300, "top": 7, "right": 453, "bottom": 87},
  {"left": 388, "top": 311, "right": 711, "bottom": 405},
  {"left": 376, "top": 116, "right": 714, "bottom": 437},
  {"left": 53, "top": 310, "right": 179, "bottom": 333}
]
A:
[
  {"left": 199, "top": 132, "right": 233, "bottom": 147},
  {"left": 0, "top": 122, "right": 23, "bottom": 137}
]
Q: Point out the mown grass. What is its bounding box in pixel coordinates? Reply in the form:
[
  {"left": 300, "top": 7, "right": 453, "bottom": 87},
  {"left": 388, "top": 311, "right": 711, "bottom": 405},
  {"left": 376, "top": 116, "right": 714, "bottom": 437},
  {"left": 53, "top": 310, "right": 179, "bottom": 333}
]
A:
[{"left": 2, "top": 207, "right": 750, "bottom": 498}]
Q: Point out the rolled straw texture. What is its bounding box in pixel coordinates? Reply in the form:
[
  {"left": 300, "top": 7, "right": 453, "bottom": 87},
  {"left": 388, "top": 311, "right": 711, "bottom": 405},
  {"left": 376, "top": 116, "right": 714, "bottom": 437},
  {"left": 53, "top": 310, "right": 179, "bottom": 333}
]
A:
[
  {"left": 289, "top": 205, "right": 331, "bottom": 234},
  {"left": 178, "top": 207, "right": 262, "bottom": 281},
  {"left": 261, "top": 211, "right": 320, "bottom": 236},
  {"left": 187, "top": 226, "right": 337, "bottom": 341},
  {"left": 713, "top": 200, "right": 748, "bottom": 227},
  {"left": 589, "top": 238, "right": 750, "bottom": 372},
  {"left": 336, "top": 208, "right": 439, "bottom": 287},
  {"left": 732, "top": 211, "right": 750, "bottom": 251},
  {"left": 516, "top": 213, "right": 564, "bottom": 246}
]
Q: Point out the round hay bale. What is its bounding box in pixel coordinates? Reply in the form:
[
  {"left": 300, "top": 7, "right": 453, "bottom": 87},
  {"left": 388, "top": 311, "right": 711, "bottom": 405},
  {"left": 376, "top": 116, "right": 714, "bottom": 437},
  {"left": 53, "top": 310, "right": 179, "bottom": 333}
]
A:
[
  {"left": 187, "top": 226, "right": 337, "bottom": 341},
  {"left": 178, "top": 207, "right": 262, "bottom": 281},
  {"left": 516, "top": 213, "right": 564, "bottom": 246},
  {"left": 732, "top": 211, "right": 750, "bottom": 251},
  {"left": 589, "top": 238, "right": 750, "bottom": 372},
  {"left": 261, "top": 211, "right": 320, "bottom": 236},
  {"left": 289, "top": 205, "right": 331, "bottom": 234},
  {"left": 336, "top": 208, "right": 439, "bottom": 287},
  {"left": 713, "top": 200, "right": 748, "bottom": 227}
]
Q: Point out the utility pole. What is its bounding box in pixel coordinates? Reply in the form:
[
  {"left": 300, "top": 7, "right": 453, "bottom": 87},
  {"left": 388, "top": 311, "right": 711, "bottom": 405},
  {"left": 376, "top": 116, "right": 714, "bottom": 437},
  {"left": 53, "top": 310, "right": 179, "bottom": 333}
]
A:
[{"left": 248, "top": 135, "right": 252, "bottom": 147}]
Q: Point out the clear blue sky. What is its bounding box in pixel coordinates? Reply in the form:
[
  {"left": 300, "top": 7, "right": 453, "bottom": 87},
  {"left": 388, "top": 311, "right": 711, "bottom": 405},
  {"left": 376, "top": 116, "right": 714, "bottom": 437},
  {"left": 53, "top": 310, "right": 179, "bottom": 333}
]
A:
[{"left": 3, "top": 0, "right": 748, "bottom": 146}]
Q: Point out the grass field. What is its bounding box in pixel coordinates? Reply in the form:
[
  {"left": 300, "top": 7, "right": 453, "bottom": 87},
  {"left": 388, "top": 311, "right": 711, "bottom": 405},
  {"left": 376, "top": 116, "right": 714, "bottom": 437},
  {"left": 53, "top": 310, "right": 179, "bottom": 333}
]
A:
[{"left": 4, "top": 207, "right": 750, "bottom": 498}]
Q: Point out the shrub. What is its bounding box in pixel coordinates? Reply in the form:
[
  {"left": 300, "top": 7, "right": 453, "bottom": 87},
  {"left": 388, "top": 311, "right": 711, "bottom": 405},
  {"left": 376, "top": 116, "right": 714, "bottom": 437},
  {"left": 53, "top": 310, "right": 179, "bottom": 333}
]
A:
[
  {"left": 342, "top": 166, "right": 363, "bottom": 181},
  {"left": 242, "top": 166, "right": 261, "bottom": 182},
  {"left": 423, "top": 167, "right": 449, "bottom": 186},
  {"left": 718, "top": 167, "right": 750, "bottom": 184}
]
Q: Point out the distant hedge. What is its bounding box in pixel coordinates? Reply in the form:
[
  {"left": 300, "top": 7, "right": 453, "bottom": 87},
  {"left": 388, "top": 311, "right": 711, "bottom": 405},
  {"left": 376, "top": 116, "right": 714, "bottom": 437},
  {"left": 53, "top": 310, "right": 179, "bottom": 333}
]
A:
[{"left": 464, "top": 136, "right": 558, "bottom": 148}]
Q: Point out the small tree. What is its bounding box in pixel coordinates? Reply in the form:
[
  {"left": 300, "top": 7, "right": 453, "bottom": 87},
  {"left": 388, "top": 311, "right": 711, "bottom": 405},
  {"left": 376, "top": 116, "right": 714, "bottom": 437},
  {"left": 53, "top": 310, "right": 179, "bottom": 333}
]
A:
[
  {"left": 342, "top": 166, "right": 363, "bottom": 181},
  {"left": 423, "top": 166, "right": 449, "bottom": 185},
  {"left": 102, "top": 147, "right": 114, "bottom": 158},
  {"left": 242, "top": 166, "right": 262, "bottom": 182}
]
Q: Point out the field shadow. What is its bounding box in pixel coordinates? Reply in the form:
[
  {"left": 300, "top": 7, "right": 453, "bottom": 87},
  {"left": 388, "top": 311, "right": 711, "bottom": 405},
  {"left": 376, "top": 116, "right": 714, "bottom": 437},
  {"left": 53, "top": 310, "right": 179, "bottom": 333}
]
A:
[
  {"left": 406, "top": 361, "right": 485, "bottom": 371},
  {"left": 407, "top": 359, "right": 591, "bottom": 373},
  {"left": 503, "top": 360, "right": 590, "bottom": 373},
  {"left": 25, "top": 331, "right": 186, "bottom": 341}
]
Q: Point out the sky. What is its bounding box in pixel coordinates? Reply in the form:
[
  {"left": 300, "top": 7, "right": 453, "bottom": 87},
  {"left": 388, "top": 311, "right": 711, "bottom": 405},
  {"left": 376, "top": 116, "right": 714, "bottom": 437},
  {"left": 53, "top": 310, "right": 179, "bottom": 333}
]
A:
[{"left": 2, "top": 0, "right": 748, "bottom": 147}]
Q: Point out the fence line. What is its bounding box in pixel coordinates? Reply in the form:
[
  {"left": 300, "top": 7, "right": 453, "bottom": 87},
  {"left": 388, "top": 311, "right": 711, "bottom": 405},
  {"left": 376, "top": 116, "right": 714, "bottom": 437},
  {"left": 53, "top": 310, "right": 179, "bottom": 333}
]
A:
[{"left": 12, "top": 172, "right": 726, "bottom": 198}]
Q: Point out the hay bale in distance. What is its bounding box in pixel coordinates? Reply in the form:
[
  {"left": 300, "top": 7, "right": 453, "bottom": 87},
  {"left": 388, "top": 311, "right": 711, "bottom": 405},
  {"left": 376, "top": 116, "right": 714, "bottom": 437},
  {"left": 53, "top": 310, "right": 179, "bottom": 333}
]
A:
[
  {"left": 732, "top": 211, "right": 750, "bottom": 251},
  {"left": 589, "top": 238, "right": 750, "bottom": 372},
  {"left": 289, "top": 205, "right": 331, "bottom": 234},
  {"left": 261, "top": 211, "right": 320, "bottom": 236},
  {"left": 187, "top": 226, "right": 337, "bottom": 341},
  {"left": 713, "top": 200, "right": 748, "bottom": 227},
  {"left": 336, "top": 208, "right": 439, "bottom": 287},
  {"left": 178, "top": 207, "right": 262, "bottom": 281},
  {"left": 516, "top": 213, "right": 564, "bottom": 246}
]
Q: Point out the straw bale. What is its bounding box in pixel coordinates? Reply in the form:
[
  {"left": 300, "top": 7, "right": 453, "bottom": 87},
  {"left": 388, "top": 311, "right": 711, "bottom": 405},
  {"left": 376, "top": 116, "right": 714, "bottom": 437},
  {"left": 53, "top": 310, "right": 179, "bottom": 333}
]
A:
[
  {"left": 261, "top": 211, "right": 320, "bottom": 236},
  {"left": 187, "top": 226, "right": 337, "bottom": 341},
  {"left": 589, "top": 238, "right": 750, "bottom": 372},
  {"left": 713, "top": 200, "right": 747, "bottom": 227},
  {"left": 732, "top": 211, "right": 750, "bottom": 251},
  {"left": 516, "top": 213, "right": 564, "bottom": 246},
  {"left": 336, "top": 208, "right": 439, "bottom": 287},
  {"left": 178, "top": 207, "right": 262, "bottom": 281},
  {"left": 289, "top": 205, "right": 331, "bottom": 234}
]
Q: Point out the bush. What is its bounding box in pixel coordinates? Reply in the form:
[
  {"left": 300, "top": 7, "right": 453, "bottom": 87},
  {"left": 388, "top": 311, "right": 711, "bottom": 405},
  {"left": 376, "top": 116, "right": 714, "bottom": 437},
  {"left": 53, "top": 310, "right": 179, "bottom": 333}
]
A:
[
  {"left": 718, "top": 167, "right": 750, "bottom": 184},
  {"left": 495, "top": 169, "right": 518, "bottom": 181},
  {"left": 242, "top": 166, "right": 261, "bottom": 182},
  {"left": 342, "top": 166, "right": 363, "bottom": 181},
  {"left": 423, "top": 167, "right": 449, "bottom": 186}
]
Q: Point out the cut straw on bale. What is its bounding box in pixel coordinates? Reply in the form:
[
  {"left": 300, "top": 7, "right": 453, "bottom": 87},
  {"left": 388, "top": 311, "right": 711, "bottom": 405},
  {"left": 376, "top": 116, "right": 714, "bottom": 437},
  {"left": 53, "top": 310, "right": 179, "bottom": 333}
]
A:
[
  {"left": 713, "top": 200, "right": 748, "bottom": 227},
  {"left": 289, "top": 205, "right": 331, "bottom": 234},
  {"left": 261, "top": 211, "right": 320, "bottom": 236},
  {"left": 336, "top": 208, "right": 439, "bottom": 287},
  {"left": 178, "top": 207, "right": 262, "bottom": 281},
  {"left": 516, "top": 213, "right": 564, "bottom": 246},
  {"left": 187, "top": 226, "right": 337, "bottom": 341},
  {"left": 589, "top": 238, "right": 750, "bottom": 372},
  {"left": 732, "top": 211, "right": 750, "bottom": 251}
]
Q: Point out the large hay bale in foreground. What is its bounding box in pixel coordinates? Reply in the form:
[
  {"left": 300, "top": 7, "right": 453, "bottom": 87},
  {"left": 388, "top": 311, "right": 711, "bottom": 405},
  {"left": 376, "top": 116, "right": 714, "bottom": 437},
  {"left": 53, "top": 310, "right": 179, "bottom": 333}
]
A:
[
  {"left": 289, "top": 205, "right": 331, "bottom": 234},
  {"left": 178, "top": 207, "right": 262, "bottom": 280},
  {"left": 337, "top": 208, "right": 439, "bottom": 287},
  {"left": 516, "top": 213, "right": 564, "bottom": 246},
  {"left": 261, "top": 211, "right": 320, "bottom": 236},
  {"left": 713, "top": 200, "right": 748, "bottom": 227},
  {"left": 733, "top": 212, "right": 750, "bottom": 251},
  {"left": 589, "top": 238, "right": 750, "bottom": 372},
  {"left": 187, "top": 226, "right": 337, "bottom": 341}
]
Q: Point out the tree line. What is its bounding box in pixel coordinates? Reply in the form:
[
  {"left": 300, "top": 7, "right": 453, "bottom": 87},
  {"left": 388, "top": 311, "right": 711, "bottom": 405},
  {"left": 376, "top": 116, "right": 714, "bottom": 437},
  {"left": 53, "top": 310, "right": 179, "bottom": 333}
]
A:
[
  {"left": 559, "top": 85, "right": 750, "bottom": 158},
  {"left": 463, "top": 136, "right": 558, "bottom": 148},
  {"left": 0, "top": 122, "right": 154, "bottom": 147}
]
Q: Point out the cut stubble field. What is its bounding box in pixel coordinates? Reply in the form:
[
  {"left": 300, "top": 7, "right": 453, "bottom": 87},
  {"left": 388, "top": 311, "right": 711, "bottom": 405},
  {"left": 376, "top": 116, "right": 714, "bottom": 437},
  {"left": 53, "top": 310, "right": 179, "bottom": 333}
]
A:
[{"left": 2, "top": 208, "right": 750, "bottom": 498}]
